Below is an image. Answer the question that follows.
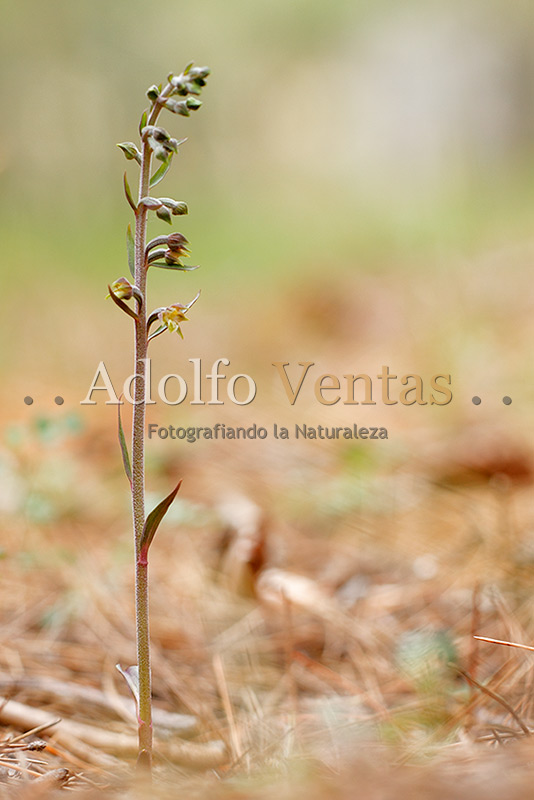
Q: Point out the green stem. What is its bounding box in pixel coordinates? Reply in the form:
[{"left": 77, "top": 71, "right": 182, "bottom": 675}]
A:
[{"left": 131, "top": 83, "right": 175, "bottom": 771}]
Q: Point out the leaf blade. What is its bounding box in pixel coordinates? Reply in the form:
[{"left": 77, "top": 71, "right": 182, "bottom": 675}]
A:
[
  {"left": 149, "top": 156, "right": 173, "bottom": 189},
  {"left": 147, "top": 324, "right": 167, "bottom": 343},
  {"left": 126, "top": 224, "right": 135, "bottom": 278},
  {"left": 139, "top": 481, "right": 182, "bottom": 556},
  {"left": 117, "top": 401, "right": 132, "bottom": 485},
  {"left": 139, "top": 109, "right": 148, "bottom": 135},
  {"left": 123, "top": 172, "right": 137, "bottom": 212},
  {"left": 116, "top": 664, "right": 139, "bottom": 709},
  {"left": 150, "top": 262, "right": 199, "bottom": 271}
]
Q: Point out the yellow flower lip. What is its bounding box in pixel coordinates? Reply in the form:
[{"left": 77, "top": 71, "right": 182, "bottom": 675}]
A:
[
  {"left": 158, "top": 303, "right": 189, "bottom": 333},
  {"left": 108, "top": 277, "right": 134, "bottom": 300},
  {"left": 164, "top": 248, "right": 190, "bottom": 265}
]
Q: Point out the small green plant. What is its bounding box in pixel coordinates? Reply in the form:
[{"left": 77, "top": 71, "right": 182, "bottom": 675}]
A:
[{"left": 109, "top": 64, "right": 210, "bottom": 772}]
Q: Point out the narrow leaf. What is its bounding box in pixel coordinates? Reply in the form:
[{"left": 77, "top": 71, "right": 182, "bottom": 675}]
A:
[
  {"left": 139, "top": 481, "right": 182, "bottom": 555},
  {"left": 148, "top": 325, "right": 167, "bottom": 343},
  {"left": 117, "top": 401, "right": 132, "bottom": 485},
  {"left": 149, "top": 156, "right": 173, "bottom": 189},
  {"left": 151, "top": 262, "right": 199, "bottom": 271},
  {"left": 116, "top": 664, "right": 139, "bottom": 708},
  {"left": 139, "top": 109, "right": 148, "bottom": 135},
  {"left": 126, "top": 224, "right": 135, "bottom": 278},
  {"left": 108, "top": 284, "right": 139, "bottom": 321},
  {"left": 123, "top": 172, "right": 137, "bottom": 212},
  {"left": 185, "top": 289, "right": 201, "bottom": 310}
]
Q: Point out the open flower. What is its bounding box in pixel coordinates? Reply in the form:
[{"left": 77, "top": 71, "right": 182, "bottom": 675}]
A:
[
  {"left": 148, "top": 292, "right": 200, "bottom": 342},
  {"left": 158, "top": 303, "right": 189, "bottom": 337},
  {"left": 107, "top": 277, "right": 134, "bottom": 300}
]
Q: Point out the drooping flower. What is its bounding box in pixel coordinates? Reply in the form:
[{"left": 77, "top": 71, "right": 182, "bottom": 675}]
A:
[
  {"left": 107, "top": 277, "right": 134, "bottom": 300},
  {"left": 158, "top": 303, "right": 189, "bottom": 337},
  {"left": 166, "top": 232, "right": 189, "bottom": 255}
]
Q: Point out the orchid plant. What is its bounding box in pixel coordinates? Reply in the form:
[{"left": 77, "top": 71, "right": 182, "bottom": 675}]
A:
[{"left": 108, "top": 64, "right": 210, "bottom": 772}]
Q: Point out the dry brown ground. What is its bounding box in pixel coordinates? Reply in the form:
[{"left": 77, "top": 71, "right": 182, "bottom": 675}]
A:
[
  {"left": 2, "top": 255, "right": 534, "bottom": 797},
  {"left": 0, "top": 416, "right": 534, "bottom": 798}
]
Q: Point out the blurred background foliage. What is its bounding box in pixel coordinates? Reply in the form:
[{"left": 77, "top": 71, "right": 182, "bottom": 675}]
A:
[
  {"left": 1, "top": 0, "right": 534, "bottom": 424},
  {"left": 1, "top": 7, "right": 534, "bottom": 772}
]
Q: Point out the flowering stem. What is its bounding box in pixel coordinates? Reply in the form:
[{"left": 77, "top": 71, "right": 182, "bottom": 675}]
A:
[
  {"left": 131, "top": 82, "right": 174, "bottom": 771},
  {"left": 115, "top": 69, "right": 209, "bottom": 773}
]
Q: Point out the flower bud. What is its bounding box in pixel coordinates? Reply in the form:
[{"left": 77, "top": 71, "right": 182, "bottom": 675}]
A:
[
  {"left": 117, "top": 142, "right": 141, "bottom": 163},
  {"left": 172, "top": 201, "right": 188, "bottom": 216},
  {"left": 159, "top": 198, "right": 188, "bottom": 216},
  {"left": 151, "top": 126, "right": 170, "bottom": 143},
  {"left": 150, "top": 142, "right": 169, "bottom": 162},
  {"left": 186, "top": 97, "right": 202, "bottom": 110},
  {"left": 142, "top": 125, "right": 170, "bottom": 143},
  {"left": 189, "top": 66, "right": 210, "bottom": 80},
  {"left": 172, "top": 81, "right": 188, "bottom": 97},
  {"left": 164, "top": 98, "right": 190, "bottom": 117},
  {"left": 185, "top": 82, "right": 202, "bottom": 96},
  {"left": 146, "top": 85, "right": 160, "bottom": 102},
  {"left": 166, "top": 233, "right": 189, "bottom": 254},
  {"left": 170, "top": 75, "right": 187, "bottom": 92},
  {"left": 156, "top": 206, "right": 172, "bottom": 225}
]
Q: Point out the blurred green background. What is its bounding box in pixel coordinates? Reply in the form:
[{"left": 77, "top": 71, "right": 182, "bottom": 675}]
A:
[{"left": 1, "top": 0, "right": 534, "bottom": 427}]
